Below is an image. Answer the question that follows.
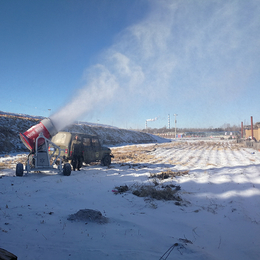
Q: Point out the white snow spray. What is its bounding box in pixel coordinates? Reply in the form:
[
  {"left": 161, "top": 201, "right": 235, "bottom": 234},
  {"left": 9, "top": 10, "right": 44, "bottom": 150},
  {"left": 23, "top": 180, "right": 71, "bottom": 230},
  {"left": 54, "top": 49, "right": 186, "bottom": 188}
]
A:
[
  {"left": 50, "top": 0, "right": 260, "bottom": 130},
  {"left": 50, "top": 65, "right": 119, "bottom": 131}
]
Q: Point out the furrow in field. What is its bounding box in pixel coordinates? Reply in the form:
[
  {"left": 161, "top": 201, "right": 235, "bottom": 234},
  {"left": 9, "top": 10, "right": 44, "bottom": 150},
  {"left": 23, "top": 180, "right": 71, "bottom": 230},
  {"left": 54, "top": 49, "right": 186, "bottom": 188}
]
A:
[
  {"left": 149, "top": 145, "right": 184, "bottom": 165},
  {"left": 224, "top": 146, "right": 247, "bottom": 167},
  {"left": 175, "top": 145, "right": 203, "bottom": 165},
  {"left": 170, "top": 147, "right": 194, "bottom": 167},
  {"left": 218, "top": 147, "right": 230, "bottom": 167},
  {"left": 111, "top": 141, "right": 260, "bottom": 174},
  {"left": 229, "top": 149, "right": 251, "bottom": 167},
  {"left": 207, "top": 147, "right": 219, "bottom": 168},
  {"left": 179, "top": 145, "right": 206, "bottom": 169},
  {"left": 237, "top": 148, "right": 260, "bottom": 166},
  {"left": 203, "top": 145, "right": 217, "bottom": 168}
]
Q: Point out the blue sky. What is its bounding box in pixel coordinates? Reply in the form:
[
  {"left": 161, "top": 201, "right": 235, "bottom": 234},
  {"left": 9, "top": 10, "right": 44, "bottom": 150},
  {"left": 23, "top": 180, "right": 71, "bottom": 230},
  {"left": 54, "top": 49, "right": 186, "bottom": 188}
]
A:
[{"left": 1, "top": 0, "right": 260, "bottom": 130}]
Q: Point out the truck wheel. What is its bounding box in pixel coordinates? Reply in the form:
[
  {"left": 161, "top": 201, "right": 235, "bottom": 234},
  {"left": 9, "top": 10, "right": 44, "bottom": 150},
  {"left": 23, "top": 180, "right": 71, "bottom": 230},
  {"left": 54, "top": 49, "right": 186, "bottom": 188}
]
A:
[
  {"left": 16, "top": 163, "right": 24, "bottom": 177},
  {"left": 63, "top": 163, "right": 71, "bottom": 176},
  {"left": 102, "top": 155, "right": 111, "bottom": 166}
]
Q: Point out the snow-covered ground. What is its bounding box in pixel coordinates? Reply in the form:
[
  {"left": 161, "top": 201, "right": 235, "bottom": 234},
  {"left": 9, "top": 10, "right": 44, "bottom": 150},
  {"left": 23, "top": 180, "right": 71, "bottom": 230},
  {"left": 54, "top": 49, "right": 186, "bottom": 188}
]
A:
[{"left": 1, "top": 139, "right": 260, "bottom": 259}]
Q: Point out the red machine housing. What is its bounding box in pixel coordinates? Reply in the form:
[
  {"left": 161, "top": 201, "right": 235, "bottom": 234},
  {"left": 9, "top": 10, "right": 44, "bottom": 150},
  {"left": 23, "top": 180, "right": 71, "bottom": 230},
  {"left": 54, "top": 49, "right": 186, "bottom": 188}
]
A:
[{"left": 20, "top": 118, "right": 58, "bottom": 151}]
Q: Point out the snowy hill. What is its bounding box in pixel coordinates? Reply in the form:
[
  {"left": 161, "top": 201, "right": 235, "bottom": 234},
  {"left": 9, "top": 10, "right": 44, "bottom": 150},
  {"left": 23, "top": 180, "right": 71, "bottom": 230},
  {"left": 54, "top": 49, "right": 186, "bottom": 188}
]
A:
[{"left": 0, "top": 112, "right": 168, "bottom": 154}]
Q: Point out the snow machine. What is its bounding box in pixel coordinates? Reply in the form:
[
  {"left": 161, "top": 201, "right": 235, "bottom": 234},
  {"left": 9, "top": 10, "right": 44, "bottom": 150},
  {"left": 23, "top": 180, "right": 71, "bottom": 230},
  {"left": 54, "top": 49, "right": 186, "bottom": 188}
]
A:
[{"left": 16, "top": 118, "right": 71, "bottom": 176}]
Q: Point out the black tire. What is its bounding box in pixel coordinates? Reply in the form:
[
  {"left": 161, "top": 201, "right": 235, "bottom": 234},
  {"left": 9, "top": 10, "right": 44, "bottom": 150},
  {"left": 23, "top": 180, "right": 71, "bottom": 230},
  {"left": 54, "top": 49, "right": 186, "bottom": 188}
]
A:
[
  {"left": 102, "top": 155, "right": 111, "bottom": 166},
  {"left": 63, "top": 163, "right": 71, "bottom": 176},
  {"left": 16, "top": 163, "right": 24, "bottom": 177}
]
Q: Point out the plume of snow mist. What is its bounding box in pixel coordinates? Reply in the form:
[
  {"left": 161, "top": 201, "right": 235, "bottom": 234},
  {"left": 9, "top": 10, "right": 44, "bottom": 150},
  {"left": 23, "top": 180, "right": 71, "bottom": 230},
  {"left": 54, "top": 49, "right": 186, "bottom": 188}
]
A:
[
  {"left": 51, "top": 1, "right": 176, "bottom": 130},
  {"left": 50, "top": 0, "right": 260, "bottom": 130},
  {"left": 50, "top": 65, "right": 119, "bottom": 131}
]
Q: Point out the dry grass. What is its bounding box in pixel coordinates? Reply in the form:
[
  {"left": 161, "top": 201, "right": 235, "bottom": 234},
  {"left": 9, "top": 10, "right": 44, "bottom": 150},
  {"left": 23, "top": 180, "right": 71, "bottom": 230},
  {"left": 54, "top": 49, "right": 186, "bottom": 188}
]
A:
[
  {"left": 111, "top": 144, "right": 158, "bottom": 164},
  {"left": 150, "top": 169, "right": 189, "bottom": 179},
  {"left": 0, "top": 155, "right": 27, "bottom": 170},
  {"left": 0, "top": 162, "right": 5, "bottom": 171},
  {"left": 114, "top": 183, "right": 182, "bottom": 202},
  {"left": 132, "top": 184, "right": 182, "bottom": 201}
]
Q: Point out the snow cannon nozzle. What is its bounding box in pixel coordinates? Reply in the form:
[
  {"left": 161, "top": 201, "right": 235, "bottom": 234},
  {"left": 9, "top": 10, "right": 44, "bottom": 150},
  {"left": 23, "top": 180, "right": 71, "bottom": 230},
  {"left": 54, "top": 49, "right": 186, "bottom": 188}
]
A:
[{"left": 19, "top": 118, "right": 58, "bottom": 151}]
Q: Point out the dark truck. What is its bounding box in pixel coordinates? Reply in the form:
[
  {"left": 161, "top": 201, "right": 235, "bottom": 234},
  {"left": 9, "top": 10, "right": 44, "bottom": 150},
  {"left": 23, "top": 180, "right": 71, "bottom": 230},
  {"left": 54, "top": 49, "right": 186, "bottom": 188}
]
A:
[{"left": 49, "top": 131, "right": 113, "bottom": 167}]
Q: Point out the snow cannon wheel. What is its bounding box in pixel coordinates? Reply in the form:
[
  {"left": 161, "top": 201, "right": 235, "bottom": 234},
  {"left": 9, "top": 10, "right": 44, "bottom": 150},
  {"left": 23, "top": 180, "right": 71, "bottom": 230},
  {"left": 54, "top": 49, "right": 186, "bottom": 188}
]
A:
[
  {"left": 16, "top": 163, "right": 24, "bottom": 177},
  {"left": 63, "top": 163, "right": 71, "bottom": 176}
]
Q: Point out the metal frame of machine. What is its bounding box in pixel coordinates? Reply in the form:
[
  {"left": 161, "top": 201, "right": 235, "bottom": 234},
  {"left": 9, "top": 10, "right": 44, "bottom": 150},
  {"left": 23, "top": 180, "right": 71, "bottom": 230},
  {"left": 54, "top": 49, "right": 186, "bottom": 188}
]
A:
[
  {"left": 28, "top": 133, "right": 62, "bottom": 173},
  {"left": 16, "top": 133, "right": 71, "bottom": 176}
]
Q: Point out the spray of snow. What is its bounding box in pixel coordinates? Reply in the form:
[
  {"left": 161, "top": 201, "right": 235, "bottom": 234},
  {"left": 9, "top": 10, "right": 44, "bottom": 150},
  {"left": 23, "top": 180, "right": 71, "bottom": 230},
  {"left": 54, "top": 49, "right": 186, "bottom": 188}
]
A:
[
  {"left": 50, "top": 65, "right": 119, "bottom": 131},
  {"left": 50, "top": 0, "right": 260, "bottom": 130}
]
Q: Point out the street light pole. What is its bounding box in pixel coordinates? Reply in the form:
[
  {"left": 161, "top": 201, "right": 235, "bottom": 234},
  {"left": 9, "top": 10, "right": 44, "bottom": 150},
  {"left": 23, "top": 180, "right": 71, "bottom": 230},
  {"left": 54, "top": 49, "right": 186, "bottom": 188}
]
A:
[{"left": 174, "top": 114, "right": 178, "bottom": 139}]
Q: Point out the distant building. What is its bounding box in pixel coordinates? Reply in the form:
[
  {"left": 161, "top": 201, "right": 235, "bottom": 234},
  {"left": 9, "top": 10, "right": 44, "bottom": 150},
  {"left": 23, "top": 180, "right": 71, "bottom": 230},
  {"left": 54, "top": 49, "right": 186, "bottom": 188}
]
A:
[{"left": 244, "top": 122, "right": 260, "bottom": 141}]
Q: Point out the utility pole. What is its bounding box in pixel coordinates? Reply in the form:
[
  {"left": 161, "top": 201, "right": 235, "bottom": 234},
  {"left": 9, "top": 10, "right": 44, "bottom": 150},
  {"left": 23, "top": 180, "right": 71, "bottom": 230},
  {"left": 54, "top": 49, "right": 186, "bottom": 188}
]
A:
[
  {"left": 251, "top": 116, "right": 254, "bottom": 140},
  {"left": 174, "top": 114, "right": 178, "bottom": 139}
]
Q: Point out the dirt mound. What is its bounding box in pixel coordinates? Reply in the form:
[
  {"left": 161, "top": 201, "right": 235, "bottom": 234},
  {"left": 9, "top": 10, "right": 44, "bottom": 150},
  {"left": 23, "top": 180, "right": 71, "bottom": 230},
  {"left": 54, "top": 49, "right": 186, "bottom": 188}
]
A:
[
  {"left": 132, "top": 184, "right": 182, "bottom": 201},
  {"left": 113, "top": 184, "right": 182, "bottom": 203},
  {"left": 67, "top": 209, "right": 108, "bottom": 224}
]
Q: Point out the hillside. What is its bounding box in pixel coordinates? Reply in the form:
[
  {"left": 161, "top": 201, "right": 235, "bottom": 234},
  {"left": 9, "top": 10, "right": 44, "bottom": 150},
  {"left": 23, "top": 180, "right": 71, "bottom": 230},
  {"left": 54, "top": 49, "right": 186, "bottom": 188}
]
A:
[{"left": 0, "top": 112, "right": 168, "bottom": 154}]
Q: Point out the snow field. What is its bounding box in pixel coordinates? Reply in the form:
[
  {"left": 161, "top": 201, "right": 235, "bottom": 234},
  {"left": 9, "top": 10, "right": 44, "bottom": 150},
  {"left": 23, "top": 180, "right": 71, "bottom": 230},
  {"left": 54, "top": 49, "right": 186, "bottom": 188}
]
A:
[{"left": 0, "top": 139, "right": 260, "bottom": 259}]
